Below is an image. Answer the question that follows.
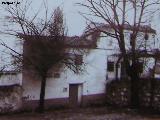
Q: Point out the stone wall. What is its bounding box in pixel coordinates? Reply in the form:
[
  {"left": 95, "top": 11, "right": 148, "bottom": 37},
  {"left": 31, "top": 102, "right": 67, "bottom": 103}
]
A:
[
  {"left": 106, "top": 79, "right": 130, "bottom": 107},
  {"left": 106, "top": 79, "right": 160, "bottom": 111},
  {"left": 0, "top": 84, "right": 22, "bottom": 113}
]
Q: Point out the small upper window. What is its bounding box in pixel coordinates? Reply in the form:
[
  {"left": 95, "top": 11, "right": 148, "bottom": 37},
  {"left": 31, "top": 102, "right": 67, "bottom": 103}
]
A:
[
  {"left": 108, "top": 40, "right": 113, "bottom": 46},
  {"left": 53, "top": 72, "right": 60, "bottom": 78},
  {"left": 107, "top": 61, "right": 114, "bottom": 72},
  {"left": 75, "top": 55, "right": 83, "bottom": 65},
  {"left": 152, "top": 34, "right": 155, "bottom": 38},
  {"left": 137, "top": 62, "right": 143, "bottom": 73},
  {"left": 144, "top": 33, "right": 149, "bottom": 40}
]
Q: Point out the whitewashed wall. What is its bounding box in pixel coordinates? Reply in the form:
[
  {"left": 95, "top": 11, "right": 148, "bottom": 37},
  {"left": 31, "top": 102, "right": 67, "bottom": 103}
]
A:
[
  {"left": 22, "top": 28, "right": 158, "bottom": 101},
  {"left": 0, "top": 73, "right": 22, "bottom": 86},
  {"left": 22, "top": 36, "right": 109, "bottom": 100}
]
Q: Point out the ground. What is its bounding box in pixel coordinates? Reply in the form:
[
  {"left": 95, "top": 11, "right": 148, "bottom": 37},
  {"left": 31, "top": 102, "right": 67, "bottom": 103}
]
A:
[{"left": 0, "top": 106, "right": 160, "bottom": 120}]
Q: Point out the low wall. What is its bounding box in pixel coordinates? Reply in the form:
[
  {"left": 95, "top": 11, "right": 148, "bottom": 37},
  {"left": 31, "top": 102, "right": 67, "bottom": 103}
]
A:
[
  {"left": 0, "top": 84, "right": 22, "bottom": 113},
  {"left": 106, "top": 80, "right": 130, "bottom": 107},
  {"left": 106, "top": 79, "right": 160, "bottom": 111}
]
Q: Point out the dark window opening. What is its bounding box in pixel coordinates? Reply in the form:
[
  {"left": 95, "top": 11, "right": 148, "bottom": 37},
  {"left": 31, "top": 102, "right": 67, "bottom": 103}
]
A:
[
  {"left": 107, "top": 61, "right": 114, "bottom": 72},
  {"left": 137, "top": 62, "right": 143, "bottom": 73},
  {"left": 75, "top": 55, "right": 83, "bottom": 65},
  {"left": 121, "top": 62, "right": 127, "bottom": 78},
  {"left": 54, "top": 72, "right": 60, "bottom": 78},
  {"left": 144, "top": 33, "right": 149, "bottom": 40}
]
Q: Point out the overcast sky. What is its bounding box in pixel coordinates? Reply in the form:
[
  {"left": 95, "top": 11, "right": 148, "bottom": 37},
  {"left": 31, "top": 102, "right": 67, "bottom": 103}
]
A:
[
  {"left": 0, "top": 0, "right": 88, "bottom": 65},
  {"left": 32, "top": 0, "right": 87, "bottom": 36},
  {"left": 0, "top": 0, "right": 87, "bottom": 36},
  {"left": 0, "top": 0, "right": 160, "bottom": 36},
  {"left": 0, "top": 0, "right": 159, "bottom": 70},
  {"left": 0, "top": 0, "right": 159, "bottom": 47},
  {"left": 0, "top": 0, "right": 87, "bottom": 69}
]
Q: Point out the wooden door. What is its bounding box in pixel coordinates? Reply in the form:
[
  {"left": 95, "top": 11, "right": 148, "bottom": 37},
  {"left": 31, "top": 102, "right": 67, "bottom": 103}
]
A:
[{"left": 69, "top": 84, "right": 81, "bottom": 107}]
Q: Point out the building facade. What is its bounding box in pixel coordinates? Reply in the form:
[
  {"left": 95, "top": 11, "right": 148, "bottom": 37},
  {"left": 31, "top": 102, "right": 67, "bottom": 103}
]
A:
[{"left": 0, "top": 23, "right": 159, "bottom": 111}]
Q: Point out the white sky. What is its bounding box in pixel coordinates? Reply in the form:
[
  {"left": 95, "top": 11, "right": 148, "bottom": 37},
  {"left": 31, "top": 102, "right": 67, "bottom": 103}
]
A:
[
  {"left": 0, "top": 0, "right": 159, "bottom": 49},
  {"left": 0, "top": 0, "right": 88, "bottom": 70},
  {"left": 0, "top": 0, "right": 87, "bottom": 36},
  {"left": 0, "top": 0, "right": 160, "bottom": 36},
  {"left": 0, "top": 0, "right": 159, "bottom": 70},
  {"left": 31, "top": 0, "right": 87, "bottom": 36}
]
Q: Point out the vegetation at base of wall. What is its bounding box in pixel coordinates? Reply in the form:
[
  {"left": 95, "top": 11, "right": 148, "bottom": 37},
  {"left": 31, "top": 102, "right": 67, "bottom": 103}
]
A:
[{"left": 106, "top": 78, "right": 160, "bottom": 112}]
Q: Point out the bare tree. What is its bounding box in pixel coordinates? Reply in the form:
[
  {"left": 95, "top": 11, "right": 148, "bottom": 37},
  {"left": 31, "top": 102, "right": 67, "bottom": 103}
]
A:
[
  {"left": 79, "top": 0, "right": 160, "bottom": 108},
  {"left": 1, "top": 1, "right": 85, "bottom": 112}
]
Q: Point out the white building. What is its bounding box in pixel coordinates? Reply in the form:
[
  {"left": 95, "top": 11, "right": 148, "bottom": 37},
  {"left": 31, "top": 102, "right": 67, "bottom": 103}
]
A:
[
  {"left": 21, "top": 23, "right": 159, "bottom": 109},
  {"left": 0, "top": 23, "right": 159, "bottom": 110},
  {"left": 0, "top": 71, "right": 22, "bottom": 86},
  {"left": 22, "top": 32, "right": 108, "bottom": 109}
]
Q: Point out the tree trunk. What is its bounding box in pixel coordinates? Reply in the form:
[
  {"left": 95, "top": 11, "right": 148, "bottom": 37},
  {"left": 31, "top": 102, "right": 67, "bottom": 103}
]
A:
[
  {"left": 150, "top": 59, "right": 157, "bottom": 108},
  {"left": 38, "top": 75, "right": 47, "bottom": 113},
  {"left": 115, "top": 56, "right": 122, "bottom": 80},
  {"left": 150, "top": 78, "right": 155, "bottom": 109},
  {"left": 115, "top": 63, "right": 119, "bottom": 80},
  {"left": 130, "top": 62, "right": 140, "bottom": 108},
  {"left": 129, "top": 33, "right": 140, "bottom": 108}
]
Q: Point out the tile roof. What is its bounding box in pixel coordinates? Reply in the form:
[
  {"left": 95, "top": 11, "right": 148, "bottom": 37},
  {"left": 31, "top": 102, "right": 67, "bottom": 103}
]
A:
[{"left": 86, "top": 23, "right": 156, "bottom": 34}]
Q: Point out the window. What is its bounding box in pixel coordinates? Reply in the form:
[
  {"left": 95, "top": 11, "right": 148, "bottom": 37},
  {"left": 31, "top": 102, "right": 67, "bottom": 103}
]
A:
[
  {"left": 137, "top": 62, "right": 143, "bottom": 73},
  {"left": 47, "top": 72, "right": 60, "bottom": 78},
  {"left": 107, "top": 61, "right": 114, "bottom": 72},
  {"left": 47, "top": 71, "right": 52, "bottom": 77},
  {"left": 108, "top": 40, "right": 113, "bottom": 46},
  {"left": 63, "top": 87, "right": 68, "bottom": 92},
  {"left": 74, "top": 55, "right": 83, "bottom": 65},
  {"left": 53, "top": 72, "right": 60, "bottom": 78},
  {"left": 152, "top": 34, "right": 155, "bottom": 38},
  {"left": 121, "top": 62, "right": 127, "bottom": 78},
  {"left": 144, "top": 33, "right": 149, "bottom": 40}
]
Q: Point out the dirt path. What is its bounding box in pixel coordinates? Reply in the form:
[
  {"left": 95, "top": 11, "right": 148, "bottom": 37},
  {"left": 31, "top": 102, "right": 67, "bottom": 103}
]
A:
[{"left": 0, "top": 107, "right": 159, "bottom": 120}]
